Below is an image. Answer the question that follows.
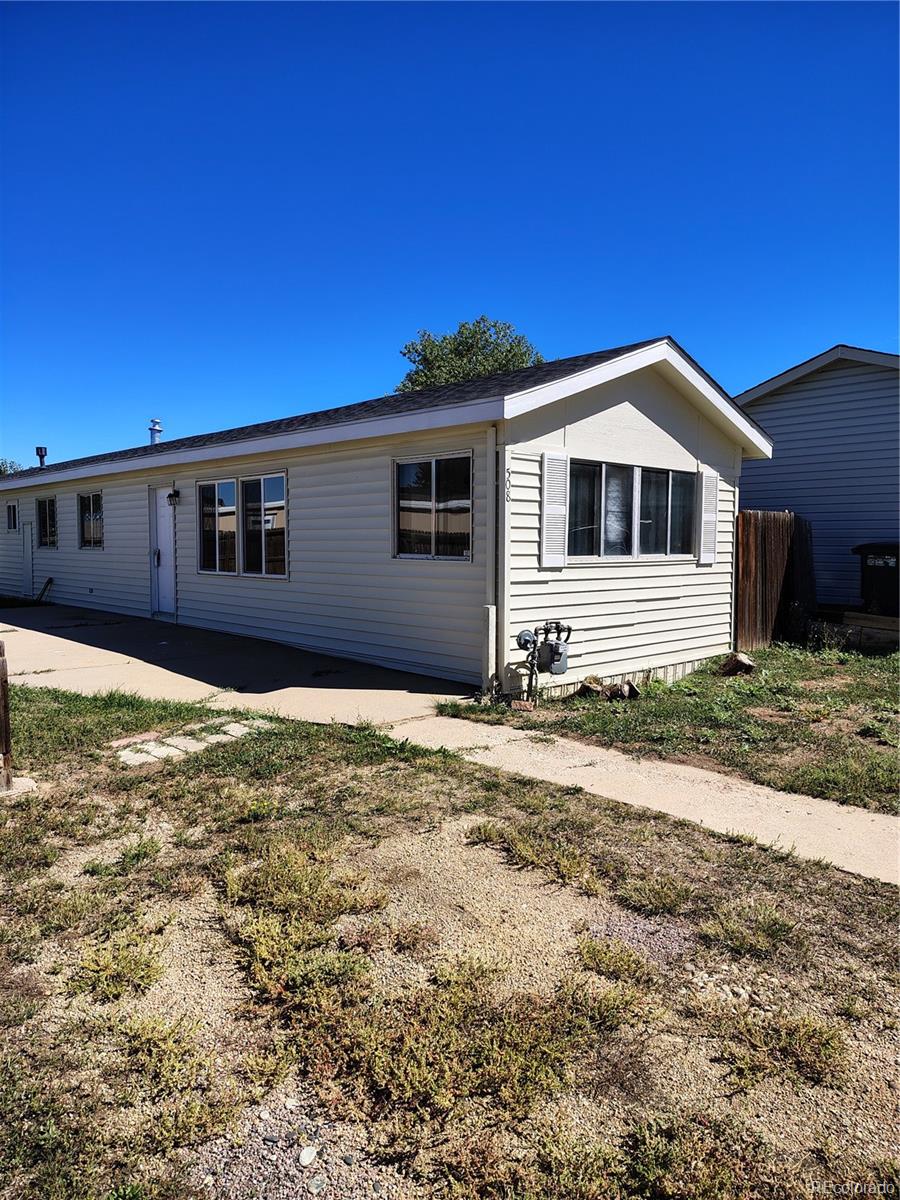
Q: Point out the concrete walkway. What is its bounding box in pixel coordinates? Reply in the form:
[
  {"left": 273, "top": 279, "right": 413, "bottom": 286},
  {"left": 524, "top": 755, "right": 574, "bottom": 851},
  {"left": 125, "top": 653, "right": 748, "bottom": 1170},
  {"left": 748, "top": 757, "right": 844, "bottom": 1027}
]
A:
[
  {"left": 384, "top": 716, "right": 899, "bottom": 885},
  {"left": 0, "top": 604, "right": 468, "bottom": 725},
  {"left": 3, "top": 604, "right": 895, "bottom": 885}
]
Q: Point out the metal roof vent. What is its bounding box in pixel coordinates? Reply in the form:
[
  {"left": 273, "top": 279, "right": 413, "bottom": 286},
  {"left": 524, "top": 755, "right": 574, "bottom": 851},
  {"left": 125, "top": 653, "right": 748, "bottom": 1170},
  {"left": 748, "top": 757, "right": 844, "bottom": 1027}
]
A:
[{"left": 149, "top": 418, "right": 163, "bottom": 445}]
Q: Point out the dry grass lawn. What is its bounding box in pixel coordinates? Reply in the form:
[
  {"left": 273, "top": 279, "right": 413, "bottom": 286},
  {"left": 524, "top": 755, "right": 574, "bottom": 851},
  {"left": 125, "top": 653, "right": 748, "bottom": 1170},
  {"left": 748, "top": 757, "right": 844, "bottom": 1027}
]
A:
[{"left": 1, "top": 685, "right": 898, "bottom": 1199}]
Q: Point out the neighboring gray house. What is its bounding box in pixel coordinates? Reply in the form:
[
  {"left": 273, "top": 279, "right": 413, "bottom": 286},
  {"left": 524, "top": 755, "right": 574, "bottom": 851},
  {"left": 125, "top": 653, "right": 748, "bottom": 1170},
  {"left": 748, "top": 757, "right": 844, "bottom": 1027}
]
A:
[
  {"left": 737, "top": 345, "right": 899, "bottom": 607},
  {"left": 0, "top": 337, "right": 771, "bottom": 692}
]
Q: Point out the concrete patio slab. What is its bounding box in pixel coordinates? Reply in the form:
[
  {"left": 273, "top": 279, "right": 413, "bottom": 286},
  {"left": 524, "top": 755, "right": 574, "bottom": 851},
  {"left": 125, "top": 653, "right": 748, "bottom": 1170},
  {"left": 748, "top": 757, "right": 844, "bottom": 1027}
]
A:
[{"left": 0, "top": 604, "right": 470, "bottom": 725}]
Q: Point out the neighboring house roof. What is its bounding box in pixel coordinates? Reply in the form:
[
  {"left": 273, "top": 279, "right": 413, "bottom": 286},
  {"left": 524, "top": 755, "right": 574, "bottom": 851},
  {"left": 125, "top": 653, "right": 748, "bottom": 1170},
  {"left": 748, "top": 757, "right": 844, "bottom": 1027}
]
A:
[
  {"left": 736, "top": 344, "right": 900, "bottom": 408},
  {"left": 0, "top": 336, "right": 772, "bottom": 492}
]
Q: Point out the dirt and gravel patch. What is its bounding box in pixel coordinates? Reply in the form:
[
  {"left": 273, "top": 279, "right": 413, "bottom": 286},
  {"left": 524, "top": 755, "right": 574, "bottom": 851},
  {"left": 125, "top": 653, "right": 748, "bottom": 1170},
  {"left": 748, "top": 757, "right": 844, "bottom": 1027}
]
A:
[{"left": 2, "top": 686, "right": 898, "bottom": 1199}]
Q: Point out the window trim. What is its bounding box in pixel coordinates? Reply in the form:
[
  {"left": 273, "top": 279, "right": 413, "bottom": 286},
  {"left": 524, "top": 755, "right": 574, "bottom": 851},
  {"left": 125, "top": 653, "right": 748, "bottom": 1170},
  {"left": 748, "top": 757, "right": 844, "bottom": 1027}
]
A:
[
  {"left": 238, "top": 471, "right": 288, "bottom": 579},
  {"left": 78, "top": 491, "right": 104, "bottom": 550},
  {"left": 5, "top": 502, "right": 18, "bottom": 533},
  {"left": 37, "top": 497, "right": 58, "bottom": 549},
  {"left": 392, "top": 450, "right": 474, "bottom": 562},
  {"left": 567, "top": 460, "right": 697, "bottom": 564},
  {"left": 196, "top": 471, "right": 289, "bottom": 580}
]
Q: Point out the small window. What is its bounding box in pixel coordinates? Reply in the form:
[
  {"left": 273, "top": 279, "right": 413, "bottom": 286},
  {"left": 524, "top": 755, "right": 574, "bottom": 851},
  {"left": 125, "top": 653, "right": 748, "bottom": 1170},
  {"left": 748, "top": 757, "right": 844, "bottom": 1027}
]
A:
[
  {"left": 395, "top": 454, "right": 472, "bottom": 560},
  {"left": 79, "top": 492, "right": 103, "bottom": 548},
  {"left": 5, "top": 503, "right": 17, "bottom": 532},
  {"left": 37, "top": 498, "right": 57, "bottom": 548},
  {"left": 198, "top": 481, "right": 237, "bottom": 573},
  {"left": 567, "top": 462, "right": 696, "bottom": 559},
  {"left": 240, "top": 474, "right": 286, "bottom": 576}
]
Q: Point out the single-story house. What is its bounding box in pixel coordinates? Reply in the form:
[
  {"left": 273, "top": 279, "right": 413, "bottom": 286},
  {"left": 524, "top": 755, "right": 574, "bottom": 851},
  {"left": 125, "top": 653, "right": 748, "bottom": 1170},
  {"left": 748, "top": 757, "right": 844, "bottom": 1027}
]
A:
[
  {"left": 0, "top": 336, "right": 772, "bottom": 693},
  {"left": 737, "top": 344, "right": 899, "bottom": 608}
]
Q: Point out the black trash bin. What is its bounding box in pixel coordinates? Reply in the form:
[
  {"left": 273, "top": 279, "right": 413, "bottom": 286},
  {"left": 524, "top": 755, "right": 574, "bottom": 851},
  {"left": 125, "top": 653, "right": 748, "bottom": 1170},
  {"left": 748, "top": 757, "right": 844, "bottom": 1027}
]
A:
[{"left": 851, "top": 542, "right": 899, "bottom": 616}]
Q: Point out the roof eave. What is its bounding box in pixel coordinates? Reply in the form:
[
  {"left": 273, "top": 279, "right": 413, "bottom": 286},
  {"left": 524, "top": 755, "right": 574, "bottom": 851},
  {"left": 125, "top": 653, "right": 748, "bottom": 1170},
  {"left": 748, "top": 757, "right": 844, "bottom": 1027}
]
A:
[
  {"left": 0, "top": 396, "right": 505, "bottom": 492},
  {"left": 737, "top": 344, "right": 900, "bottom": 407}
]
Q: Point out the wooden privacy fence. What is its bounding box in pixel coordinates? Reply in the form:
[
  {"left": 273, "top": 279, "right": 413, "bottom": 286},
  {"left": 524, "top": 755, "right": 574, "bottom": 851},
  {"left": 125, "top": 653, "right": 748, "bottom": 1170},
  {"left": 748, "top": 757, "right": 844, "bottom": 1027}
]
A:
[
  {"left": 0, "top": 641, "right": 11, "bottom": 791},
  {"left": 735, "top": 511, "right": 816, "bottom": 651}
]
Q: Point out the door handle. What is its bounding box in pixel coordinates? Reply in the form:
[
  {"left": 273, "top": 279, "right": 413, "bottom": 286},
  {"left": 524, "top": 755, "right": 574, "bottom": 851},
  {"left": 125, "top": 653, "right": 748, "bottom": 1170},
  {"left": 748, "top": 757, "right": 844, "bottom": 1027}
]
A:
[{"left": 154, "top": 549, "right": 161, "bottom": 567}]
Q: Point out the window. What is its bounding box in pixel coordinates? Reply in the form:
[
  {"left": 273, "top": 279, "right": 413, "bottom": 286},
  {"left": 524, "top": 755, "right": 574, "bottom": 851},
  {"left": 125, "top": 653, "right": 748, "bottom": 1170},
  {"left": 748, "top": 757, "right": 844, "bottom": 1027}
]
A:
[
  {"left": 5, "top": 503, "right": 17, "bottom": 532},
  {"left": 37, "top": 498, "right": 57, "bottom": 548},
  {"left": 198, "top": 481, "right": 237, "bottom": 572},
  {"left": 567, "top": 462, "right": 696, "bottom": 558},
  {"left": 395, "top": 454, "right": 472, "bottom": 560},
  {"left": 79, "top": 492, "right": 103, "bottom": 548},
  {"left": 240, "top": 474, "right": 286, "bottom": 576}
]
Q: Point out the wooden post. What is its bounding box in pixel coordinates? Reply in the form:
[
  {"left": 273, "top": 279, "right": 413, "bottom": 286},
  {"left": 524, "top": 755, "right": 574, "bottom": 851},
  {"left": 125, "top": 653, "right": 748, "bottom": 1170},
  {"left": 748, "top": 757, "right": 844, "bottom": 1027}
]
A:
[{"left": 0, "top": 640, "right": 11, "bottom": 791}]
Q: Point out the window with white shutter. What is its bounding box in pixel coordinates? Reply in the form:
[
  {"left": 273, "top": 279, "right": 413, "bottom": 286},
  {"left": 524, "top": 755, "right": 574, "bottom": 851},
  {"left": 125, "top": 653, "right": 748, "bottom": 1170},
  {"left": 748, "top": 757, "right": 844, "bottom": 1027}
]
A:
[
  {"left": 540, "top": 452, "right": 569, "bottom": 568},
  {"left": 697, "top": 470, "right": 719, "bottom": 565}
]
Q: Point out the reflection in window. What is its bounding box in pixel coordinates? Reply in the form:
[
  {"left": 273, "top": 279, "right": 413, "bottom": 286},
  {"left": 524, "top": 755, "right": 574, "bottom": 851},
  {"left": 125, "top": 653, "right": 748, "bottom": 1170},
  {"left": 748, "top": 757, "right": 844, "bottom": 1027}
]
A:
[
  {"left": 396, "top": 460, "right": 433, "bottom": 557},
  {"left": 395, "top": 456, "right": 471, "bottom": 559},
  {"left": 199, "top": 480, "right": 236, "bottom": 572},
  {"left": 603, "top": 465, "right": 633, "bottom": 557},
  {"left": 568, "top": 462, "right": 601, "bottom": 557},
  {"left": 567, "top": 463, "right": 696, "bottom": 558},
  {"left": 435, "top": 457, "right": 471, "bottom": 559},
  {"left": 241, "top": 474, "right": 286, "bottom": 576},
  {"left": 639, "top": 468, "right": 668, "bottom": 556},
  {"left": 670, "top": 471, "right": 696, "bottom": 555},
  {"left": 38, "top": 498, "right": 57, "bottom": 548},
  {"left": 79, "top": 492, "right": 103, "bottom": 548}
]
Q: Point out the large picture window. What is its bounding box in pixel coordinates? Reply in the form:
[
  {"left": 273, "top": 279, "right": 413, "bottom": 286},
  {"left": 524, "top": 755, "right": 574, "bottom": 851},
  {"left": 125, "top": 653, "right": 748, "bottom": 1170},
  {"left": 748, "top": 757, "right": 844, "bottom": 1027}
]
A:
[
  {"left": 395, "top": 453, "right": 472, "bottom": 560},
  {"left": 567, "top": 462, "right": 696, "bottom": 559},
  {"left": 79, "top": 492, "right": 103, "bottom": 549},
  {"left": 240, "top": 474, "right": 286, "bottom": 576},
  {"left": 37, "top": 498, "right": 57, "bottom": 548},
  {"left": 198, "top": 480, "right": 237, "bottom": 573}
]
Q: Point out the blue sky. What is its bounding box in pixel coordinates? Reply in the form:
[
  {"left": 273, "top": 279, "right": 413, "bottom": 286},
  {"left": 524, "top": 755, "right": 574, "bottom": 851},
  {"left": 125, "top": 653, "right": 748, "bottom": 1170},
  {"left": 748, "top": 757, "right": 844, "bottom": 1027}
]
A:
[{"left": 1, "top": 1, "right": 897, "bottom": 467}]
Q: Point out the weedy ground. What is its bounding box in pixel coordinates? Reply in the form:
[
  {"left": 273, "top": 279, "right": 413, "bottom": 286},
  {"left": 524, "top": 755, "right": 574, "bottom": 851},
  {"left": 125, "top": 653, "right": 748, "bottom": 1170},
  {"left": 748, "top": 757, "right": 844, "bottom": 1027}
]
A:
[
  {"left": 1, "top": 684, "right": 898, "bottom": 1200},
  {"left": 439, "top": 645, "right": 900, "bottom": 814}
]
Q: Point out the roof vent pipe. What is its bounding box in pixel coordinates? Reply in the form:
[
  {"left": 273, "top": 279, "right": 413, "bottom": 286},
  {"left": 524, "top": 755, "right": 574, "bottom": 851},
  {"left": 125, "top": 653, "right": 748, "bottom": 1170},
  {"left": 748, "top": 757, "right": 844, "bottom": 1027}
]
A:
[
  {"left": 149, "top": 418, "right": 163, "bottom": 445},
  {"left": 35, "top": 446, "right": 47, "bottom": 468}
]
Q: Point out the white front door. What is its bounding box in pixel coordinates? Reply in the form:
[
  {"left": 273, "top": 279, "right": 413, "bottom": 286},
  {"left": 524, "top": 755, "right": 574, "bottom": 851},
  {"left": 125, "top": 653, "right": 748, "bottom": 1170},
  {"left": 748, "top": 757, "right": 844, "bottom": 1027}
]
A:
[{"left": 150, "top": 489, "right": 176, "bottom": 615}]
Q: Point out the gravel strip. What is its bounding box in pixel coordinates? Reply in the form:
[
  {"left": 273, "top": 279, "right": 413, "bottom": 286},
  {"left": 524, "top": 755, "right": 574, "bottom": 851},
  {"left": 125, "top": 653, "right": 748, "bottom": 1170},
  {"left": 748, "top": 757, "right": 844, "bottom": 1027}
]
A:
[{"left": 185, "top": 1084, "right": 421, "bottom": 1199}]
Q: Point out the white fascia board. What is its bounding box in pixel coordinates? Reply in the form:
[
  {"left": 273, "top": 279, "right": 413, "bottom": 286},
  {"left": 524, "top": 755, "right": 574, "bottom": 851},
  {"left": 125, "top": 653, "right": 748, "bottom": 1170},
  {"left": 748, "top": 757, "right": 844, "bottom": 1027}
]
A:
[
  {"left": 0, "top": 397, "right": 505, "bottom": 492},
  {"left": 503, "top": 340, "right": 773, "bottom": 460},
  {"left": 737, "top": 345, "right": 900, "bottom": 407}
]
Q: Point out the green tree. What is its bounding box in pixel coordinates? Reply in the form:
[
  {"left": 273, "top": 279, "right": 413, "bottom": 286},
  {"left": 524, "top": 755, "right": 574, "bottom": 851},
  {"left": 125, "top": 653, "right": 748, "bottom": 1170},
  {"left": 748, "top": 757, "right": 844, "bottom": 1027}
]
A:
[
  {"left": 0, "top": 458, "right": 22, "bottom": 476},
  {"left": 396, "top": 315, "right": 543, "bottom": 392}
]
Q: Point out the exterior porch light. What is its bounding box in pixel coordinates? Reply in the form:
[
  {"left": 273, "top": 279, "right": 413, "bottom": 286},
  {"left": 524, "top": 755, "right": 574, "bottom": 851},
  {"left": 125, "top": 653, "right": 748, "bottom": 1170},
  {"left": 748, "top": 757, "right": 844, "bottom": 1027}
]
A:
[{"left": 166, "top": 490, "right": 180, "bottom": 507}]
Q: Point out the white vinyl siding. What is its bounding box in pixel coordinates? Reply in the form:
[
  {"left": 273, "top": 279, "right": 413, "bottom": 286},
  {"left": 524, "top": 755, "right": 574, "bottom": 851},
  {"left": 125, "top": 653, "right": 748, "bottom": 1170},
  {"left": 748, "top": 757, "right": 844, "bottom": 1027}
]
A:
[
  {"left": 28, "top": 481, "right": 155, "bottom": 614},
  {"left": 740, "top": 360, "right": 899, "bottom": 605},
  {"left": 503, "top": 367, "right": 739, "bottom": 690},
  {"left": 0, "top": 428, "right": 489, "bottom": 683},
  {"left": 0, "top": 501, "right": 24, "bottom": 596},
  {"left": 173, "top": 429, "right": 488, "bottom": 683},
  {"left": 505, "top": 452, "right": 736, "bottom": 687}
]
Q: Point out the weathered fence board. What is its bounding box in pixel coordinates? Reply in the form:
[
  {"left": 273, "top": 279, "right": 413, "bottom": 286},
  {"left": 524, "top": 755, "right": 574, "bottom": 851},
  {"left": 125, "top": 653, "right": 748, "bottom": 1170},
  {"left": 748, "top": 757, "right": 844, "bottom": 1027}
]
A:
[
  {"left": 736, "top": 511, "right": 816, "bottom": 651},
  {"left": 0, "top": 640, "right": 11, "bottom": 791}
]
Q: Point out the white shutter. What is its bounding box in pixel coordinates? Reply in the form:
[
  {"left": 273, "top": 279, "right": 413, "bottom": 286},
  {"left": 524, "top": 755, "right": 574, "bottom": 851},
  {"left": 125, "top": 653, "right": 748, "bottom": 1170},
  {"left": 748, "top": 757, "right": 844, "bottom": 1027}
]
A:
[
  {"left": 697, "top": 470, "right": 718, "bottom": 565},
  {"left": 540, "top": 451, "right": 569, "bottom": 568}
]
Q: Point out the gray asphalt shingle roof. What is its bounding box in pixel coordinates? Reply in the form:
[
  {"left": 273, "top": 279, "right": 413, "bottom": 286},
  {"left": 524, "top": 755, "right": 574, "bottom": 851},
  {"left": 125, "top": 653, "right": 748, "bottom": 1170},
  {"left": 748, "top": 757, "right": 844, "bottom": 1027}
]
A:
[{"left": 3, "top": 336, "right": 751, "bottom": 481}]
